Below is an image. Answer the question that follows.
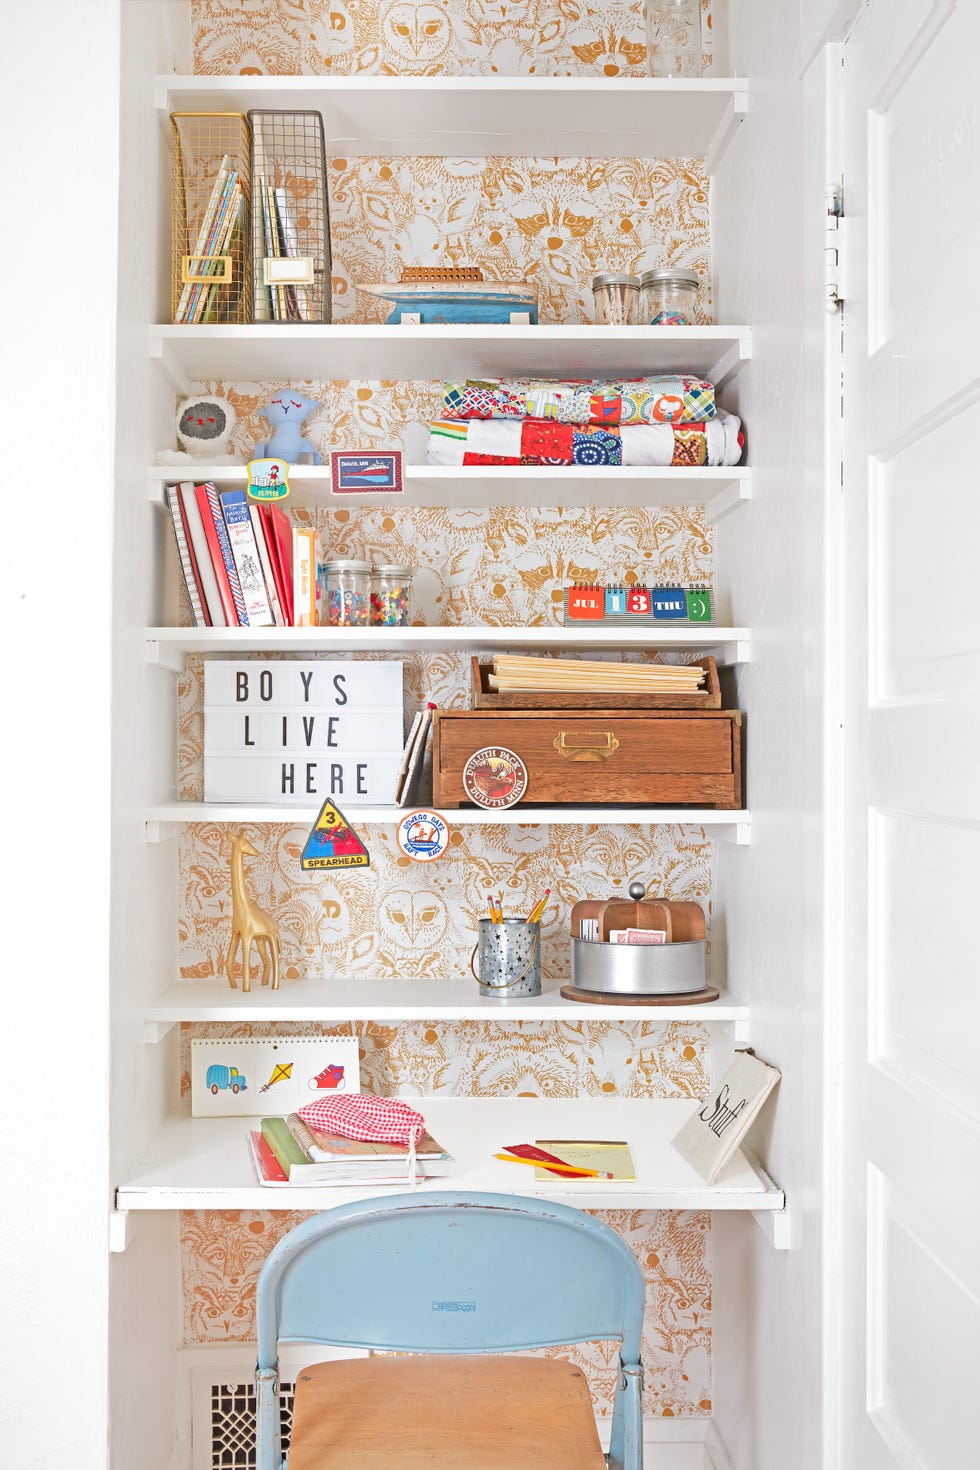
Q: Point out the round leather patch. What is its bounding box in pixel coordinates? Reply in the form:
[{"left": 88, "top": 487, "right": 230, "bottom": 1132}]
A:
[{"left": 462, "top": 746, "right": 529, "bottom": 809}]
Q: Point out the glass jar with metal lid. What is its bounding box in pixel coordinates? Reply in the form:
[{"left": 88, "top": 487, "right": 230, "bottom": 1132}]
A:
[
  {"left": 640, "top": 269, "right": 699, "bottom": 325},
  {"left": 322, "top": 558, "right": 370, "bottom": 626},
  {"left": 592, "top": 272, "right": 640, "bottom": 326},
  {"left": 370, "top": 563, "right": 414, "bottom": 627}
]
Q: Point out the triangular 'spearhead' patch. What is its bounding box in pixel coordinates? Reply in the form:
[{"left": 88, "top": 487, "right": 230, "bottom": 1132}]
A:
[{"left": 300, "top": 798, "right": 370, "bottom": 870}]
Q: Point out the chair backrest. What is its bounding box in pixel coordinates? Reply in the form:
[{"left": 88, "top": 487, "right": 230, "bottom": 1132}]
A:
[{"left": 255, "top": 1190, "right": 645, "bottom": 1367}]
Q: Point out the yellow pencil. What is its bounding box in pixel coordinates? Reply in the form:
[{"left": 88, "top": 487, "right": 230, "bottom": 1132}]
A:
[
  {"left": 494, "top": 1152, "right": 612, "bottom": 1179},
  {"left": 526, "top": 888, "right": 551, "bottom": 924}
]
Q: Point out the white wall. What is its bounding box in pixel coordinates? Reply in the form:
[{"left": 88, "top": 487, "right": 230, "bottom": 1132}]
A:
[
  {"left": 0, "top": 1, "right": 120, "bottom": 1464},
  {"left": 709, "top": 2, "right": 833, "bottom": 1466}
]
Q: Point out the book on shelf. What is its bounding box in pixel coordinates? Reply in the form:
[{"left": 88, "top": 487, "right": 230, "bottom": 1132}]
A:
[
  {"left": 250, "top": 505, "right": 285, "bottom": 625},
  {"left": 165, "top": 485, "right": 210, "bottom": 627},
  {"left": 219, "top": 490, "right": 275, "bottom": 626},
  {"left": 396, "top": 702, "right": 436, "bottom": 806},
  {"left": 249, "top": 1114, "right": 454, "bottom": 1187},
  {"left": 175, "top": 482, "right": 228, "bottom": 627},
  {"left": 292, "top": 526, "right": 317, "bottom": 627},
  {"left": 196, "top": 482, "right": 247, "bottom": 625}
]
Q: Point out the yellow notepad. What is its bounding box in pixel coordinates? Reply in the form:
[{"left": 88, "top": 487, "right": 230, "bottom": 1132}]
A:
[{"left": 533, "top": 1140, "right": 636, "bottom": 1182}]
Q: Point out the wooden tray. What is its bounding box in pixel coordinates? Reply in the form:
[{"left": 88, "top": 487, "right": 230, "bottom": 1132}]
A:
[
  {"left": 560, "top": 984, "right": 720, "bottom": 1006},
  {"left": 470, "top": 656, "right": 722, "bottom": 710}
]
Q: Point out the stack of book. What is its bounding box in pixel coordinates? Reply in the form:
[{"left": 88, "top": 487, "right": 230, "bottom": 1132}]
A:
[
  {"left": 248, "top": 1113, "right": 454, "bottom": 1187},
  {"left": 174, "top": 154, "right": 244, "bottom": 326},
  {"left": 165, "top": 481, "right": 317, "bottom": 627}
]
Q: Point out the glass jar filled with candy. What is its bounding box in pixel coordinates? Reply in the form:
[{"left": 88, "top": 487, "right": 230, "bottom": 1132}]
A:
[
  {"left": 639, "top": 268, "right": 699, "bottom": 325},
  {"left": 370, "top": 563, "right": 414, "bottom": 627},
  {"left": 323, "top": 558, "right": 370, "bottom": 626}
]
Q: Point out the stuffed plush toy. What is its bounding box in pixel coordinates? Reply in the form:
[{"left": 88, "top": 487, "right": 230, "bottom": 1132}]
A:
[
  {"left": 255, "top": 393, "right": 322, "bottom": 464},
  {"left": 156, "top": 394, "right": 240, "bottom": 464}
]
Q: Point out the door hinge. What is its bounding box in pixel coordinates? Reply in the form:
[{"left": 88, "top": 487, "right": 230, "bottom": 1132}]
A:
[{"left": 825, "top": 182, "right": 846, "bottom": 313}]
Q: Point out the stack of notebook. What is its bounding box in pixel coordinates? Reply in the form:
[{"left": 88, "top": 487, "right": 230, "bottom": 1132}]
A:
[{"left": 248, "top": 1113, "right": 454, "bottom": 1188}]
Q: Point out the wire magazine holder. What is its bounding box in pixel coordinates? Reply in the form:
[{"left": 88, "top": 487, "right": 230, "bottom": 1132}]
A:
[
  {"left": 248, "top": 110, "right": 331, "bottom": 324},
  {"left": 171, "top": 112, "right": 251, "bottom": 325}
]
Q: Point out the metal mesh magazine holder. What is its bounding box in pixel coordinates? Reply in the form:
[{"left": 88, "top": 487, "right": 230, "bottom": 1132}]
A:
[
  {"left": 248, "top": 110, "right": 331, "bottom": 323},
  {"left": 171, "top": 112, "right": 252, "bottom": 325}
]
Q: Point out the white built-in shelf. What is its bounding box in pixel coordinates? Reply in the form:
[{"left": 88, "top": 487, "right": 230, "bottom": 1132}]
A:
[
  {"left": 114, "top": 1097, "right": 782, "bottom": 1214},
  {"left": 158, "top": 75, "right": 747, "bottom": 166},
  {"left": 148, "top": 464, "right": 752, "bottom": 520},
  {"left": 143, "top": 975, "right": 750, "bottom": 1041},
  {"left": 145, "top": 804, "right": 750, "bottom": 844},
  {"left": 147, "top": 624, "right": 750, "bottom": 668},
  {"left": 150, "top": 324, "right": 751, "bottom": 393}
]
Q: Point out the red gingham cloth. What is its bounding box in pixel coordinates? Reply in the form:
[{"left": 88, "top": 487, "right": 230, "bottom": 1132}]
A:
[{"left": 297, "top": 1093, "right": 426, "bottom": 1146}]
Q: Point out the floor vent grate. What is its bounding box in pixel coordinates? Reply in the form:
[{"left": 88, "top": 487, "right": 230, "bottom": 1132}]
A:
[{"left": 209, "top": 1380, "right": 294, "bottom": 1469}]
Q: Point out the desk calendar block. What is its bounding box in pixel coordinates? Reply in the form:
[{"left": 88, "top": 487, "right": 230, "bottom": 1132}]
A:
[{"left": 562, "top": 586, "right": 714, "bottom": 627}]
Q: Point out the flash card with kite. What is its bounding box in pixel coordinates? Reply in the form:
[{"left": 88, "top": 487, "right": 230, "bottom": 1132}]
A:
[{"left": 191, "top": 1036, "right": 361, "bottom": 1117}]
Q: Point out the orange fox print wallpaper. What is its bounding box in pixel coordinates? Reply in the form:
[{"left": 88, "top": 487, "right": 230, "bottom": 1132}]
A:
[
  {"left": 192, "top": 1, "right": 713, "bottom": 78},
  {"left": 179, "top": 0, "right": 719, "bottom": 1420}
]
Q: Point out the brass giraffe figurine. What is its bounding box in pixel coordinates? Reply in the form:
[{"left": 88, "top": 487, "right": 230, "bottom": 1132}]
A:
[{"left": 226, "top": 833, "right": 280, "bottom": 992}]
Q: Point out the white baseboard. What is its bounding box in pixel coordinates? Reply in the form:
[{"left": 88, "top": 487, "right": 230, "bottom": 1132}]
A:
[{"left": 178, "top": 1344, "right": 721, "bottom": 1469}]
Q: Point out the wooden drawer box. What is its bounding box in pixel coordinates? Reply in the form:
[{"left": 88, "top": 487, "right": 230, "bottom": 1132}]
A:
[{"left": 432, "top": 708, "right": 742, "bottom": 809}]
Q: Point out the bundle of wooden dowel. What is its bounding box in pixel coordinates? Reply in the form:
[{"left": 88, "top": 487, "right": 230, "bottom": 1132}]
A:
[{"left": 488, "top": 654, "right": 705, "bottom": 693}]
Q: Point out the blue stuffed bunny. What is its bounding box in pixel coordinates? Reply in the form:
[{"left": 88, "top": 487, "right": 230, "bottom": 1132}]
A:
[{"left": 254, "top": 393, "right": 322, "bottom": 464}]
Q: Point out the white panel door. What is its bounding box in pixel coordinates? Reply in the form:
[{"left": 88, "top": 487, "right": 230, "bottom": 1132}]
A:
[{"left": 839, "top": 2, "right": 980, "bottom": 1466}]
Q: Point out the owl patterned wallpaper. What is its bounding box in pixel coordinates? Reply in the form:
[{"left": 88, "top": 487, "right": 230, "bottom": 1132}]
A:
[
  {"left": 192, "top": 0, "right": 713, "bottom": 78},
  {"left": 180, "top": 0, "right": 719, "bottom": 1419}
]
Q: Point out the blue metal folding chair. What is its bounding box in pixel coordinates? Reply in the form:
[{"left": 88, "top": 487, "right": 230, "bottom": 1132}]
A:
[{"left": 255, "top": 1191, "right": 645, "bottom": 1470}]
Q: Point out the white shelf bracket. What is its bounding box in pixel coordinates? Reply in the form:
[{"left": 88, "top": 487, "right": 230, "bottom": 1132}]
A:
[
  {"left": 146, "top": 639, "right": 186, "bottom": 673},
  {"left": 730, "top": 1015, "right": 751, "bottom": 1046},
  {"left": 716, "top": 637, "right": 751, "bottom": 666},
  {"left": 710, "top": 337, "right": 749, "bottom": 390},
  {"left": 717, "top": 817, "right": 751, "bottom": 846},
  {"left": 752, "top": 1208, "right": 793, "bottom": 1250},
  {"left": 109, "top": 1209, "right": 136, "bottom": 1254},
  {"left": 705, "top": 89, "right": 748, "bottom": 175},
  {"left": 706, "top": 478, "right": 752, "bottom": 526},
  {"left": 143, "top": 1019, "right": 178, "bottom": 1044},
  {"left": 149, "top": 332, "right": 190, "bottom": 396},
  {"left": 145, "top": 820, "right": 178, "bottom": 844}
]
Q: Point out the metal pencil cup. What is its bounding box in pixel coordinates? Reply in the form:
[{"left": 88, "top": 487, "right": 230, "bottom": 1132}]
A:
[{"left": 470, "top": 919, "right": 541, "bottom": 999}]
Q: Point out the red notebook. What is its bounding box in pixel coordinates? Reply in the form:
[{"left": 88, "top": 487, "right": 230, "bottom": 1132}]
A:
[
  {"left": 195, "top": 483, "right": 240, "bottom": 625},
  {"left": 247, "top": 1129, "right": 288, "bottom": 1185},
  {"left": 262, "top": 504, "right": 294, "bottom": 627},
  {"left": 257, "top": 505, "right": 287, "bottom": 626}
]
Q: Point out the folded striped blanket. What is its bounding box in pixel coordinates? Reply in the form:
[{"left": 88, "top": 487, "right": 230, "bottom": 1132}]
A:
[
  {"left": 441, "top": 375, "right": 716, "bottom": 427},
  {"left": 428, "top": 409, "right": 743, "bottom": 468}
]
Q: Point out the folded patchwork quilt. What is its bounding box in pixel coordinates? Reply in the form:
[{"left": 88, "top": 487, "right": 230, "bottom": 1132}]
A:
[
  {"left": 428, "top": 409, "right": 743, "bottom": 468},
  {"left": 440, "top": 375, "right": 716, "bottom": 427}
]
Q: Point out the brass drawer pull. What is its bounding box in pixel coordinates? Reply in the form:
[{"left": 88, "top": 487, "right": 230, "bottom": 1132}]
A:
[{"left": 553, "top": 731, "right": 620, "bottom": 762}]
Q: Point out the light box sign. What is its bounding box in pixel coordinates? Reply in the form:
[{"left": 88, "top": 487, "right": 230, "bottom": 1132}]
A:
[{"left": 204, "top": 660, "right": 404, "bottom": 805}]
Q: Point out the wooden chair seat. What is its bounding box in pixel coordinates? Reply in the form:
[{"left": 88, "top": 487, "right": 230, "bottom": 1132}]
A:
[{"left": 287, "top": 1354, "right": 607, "bottom": 1470}]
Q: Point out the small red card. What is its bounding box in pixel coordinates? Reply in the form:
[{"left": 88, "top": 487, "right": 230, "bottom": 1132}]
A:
[{"left": 566, "top": 586, "right": 604, "bottom": 620}]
